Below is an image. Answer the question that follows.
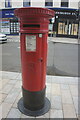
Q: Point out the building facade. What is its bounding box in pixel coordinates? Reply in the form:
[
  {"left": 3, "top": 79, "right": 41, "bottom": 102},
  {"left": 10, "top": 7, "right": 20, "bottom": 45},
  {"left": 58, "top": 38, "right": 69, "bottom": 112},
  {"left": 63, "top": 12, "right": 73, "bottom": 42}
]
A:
[
  {"left": 0, "top": 0, "right": 79, "bottom": 38},
  {"left": 50, "top": 7, "right": 79, "bottom": 38}
]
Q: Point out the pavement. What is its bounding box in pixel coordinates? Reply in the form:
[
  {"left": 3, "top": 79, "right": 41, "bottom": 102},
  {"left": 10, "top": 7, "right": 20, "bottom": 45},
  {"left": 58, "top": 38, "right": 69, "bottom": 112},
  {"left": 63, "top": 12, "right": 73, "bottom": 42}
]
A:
[
  {"left": 0, "top": 71, "right": 79, "bottom": 119},
  {"left": 48, "top": 37, "right": 79, "bottom": 44},
  {"left": 7, "top": 36, "right": 79, "bottom": 44}
]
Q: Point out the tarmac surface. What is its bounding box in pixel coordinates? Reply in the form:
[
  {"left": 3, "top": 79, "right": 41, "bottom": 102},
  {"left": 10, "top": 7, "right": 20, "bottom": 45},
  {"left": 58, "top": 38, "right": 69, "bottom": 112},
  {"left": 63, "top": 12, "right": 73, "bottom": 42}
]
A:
[
  {"left": 0, "top": 36, "right": 21, "bottom": 72},
  {"left": 0, "top": 35, "right": 79, "bottom": 74}
]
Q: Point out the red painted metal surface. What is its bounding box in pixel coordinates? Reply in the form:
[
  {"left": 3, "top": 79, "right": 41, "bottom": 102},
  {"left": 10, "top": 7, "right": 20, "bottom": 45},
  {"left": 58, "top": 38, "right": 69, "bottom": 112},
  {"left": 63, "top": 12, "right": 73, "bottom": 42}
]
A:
[{"left": 15, "top": 7, "right": 55, "bottom": 91}]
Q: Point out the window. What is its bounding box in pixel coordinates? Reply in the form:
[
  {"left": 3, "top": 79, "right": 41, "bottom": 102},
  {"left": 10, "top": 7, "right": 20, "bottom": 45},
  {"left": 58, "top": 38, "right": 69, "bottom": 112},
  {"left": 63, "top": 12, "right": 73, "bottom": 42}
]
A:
[
  {"left": 5, "top": 0, "right": 12, "bottom": 8},
  {"left": 23, "top": 0, "right": 30, "bottom": 7},
  {"left": 61, "top": 0, "right": 69, "bottom": 7},
  {"left": 45, "top": 0, "right": 53, "bottom": 7},
  {"left": 58, "top": 19, "right": 78, "bottom": 36}
]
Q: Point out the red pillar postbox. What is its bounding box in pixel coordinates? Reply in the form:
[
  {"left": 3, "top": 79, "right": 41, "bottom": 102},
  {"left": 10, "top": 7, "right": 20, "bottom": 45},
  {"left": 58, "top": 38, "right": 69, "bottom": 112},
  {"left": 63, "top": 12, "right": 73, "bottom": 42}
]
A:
[{"left": 15, "top": 7, "right": 55, "bottom": 116}]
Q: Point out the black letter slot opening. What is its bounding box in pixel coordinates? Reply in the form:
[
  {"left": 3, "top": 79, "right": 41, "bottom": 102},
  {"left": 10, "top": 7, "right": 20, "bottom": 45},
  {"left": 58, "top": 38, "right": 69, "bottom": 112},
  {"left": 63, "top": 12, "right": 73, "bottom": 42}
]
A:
[{"left": 23, "top": 24, "right": 40, "bottom": 28}]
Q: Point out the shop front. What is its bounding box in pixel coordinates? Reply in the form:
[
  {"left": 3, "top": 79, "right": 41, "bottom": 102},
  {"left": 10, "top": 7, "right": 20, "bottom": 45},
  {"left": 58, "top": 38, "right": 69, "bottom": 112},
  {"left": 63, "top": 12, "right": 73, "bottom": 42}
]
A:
[
  {"left": 1, "top": 8, "right": 19, "bottom": 35},
  {"left": 49, "top": 8, "right": 79, "bottom": 38},
  {"left": 1, "top": 7, "right": 79, "bottom": 38},
  {"left": 58, "top": 18, "right": 78, "bottom": 37}
]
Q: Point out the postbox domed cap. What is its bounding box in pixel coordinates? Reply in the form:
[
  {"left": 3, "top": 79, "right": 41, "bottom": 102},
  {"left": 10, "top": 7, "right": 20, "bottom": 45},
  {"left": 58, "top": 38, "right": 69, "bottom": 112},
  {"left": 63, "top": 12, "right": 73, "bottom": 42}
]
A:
[{"left": 14, "top": 7, "right": 55, "bottom": 19}]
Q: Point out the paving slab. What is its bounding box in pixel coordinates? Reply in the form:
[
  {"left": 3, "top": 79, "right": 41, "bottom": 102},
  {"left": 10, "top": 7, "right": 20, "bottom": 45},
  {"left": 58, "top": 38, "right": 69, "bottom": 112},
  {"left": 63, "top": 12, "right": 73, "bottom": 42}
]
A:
[
  {"left": 50, "top": 109, "right": 63, "bottom": 118},
  {"left": 51, "top": 95, "right": 62, "bottom": 110},
  {"left": 7, "top": 108, "right": 21, "bottom": 118},
  {"left": 0, "top": 102, "right": 12, "bottom": 118},
  {"left": 1, "top": 71, "right": 19, "bottom": 80},
  {"left": 61, "top": 89, "right": 73, "bottom": 104},
  {"left": 63, "top": 104, "right": 77, "bottom": 118},
  {"left": 4, "top": 87, "right": 21, "bottom": 104},
  {"left": 51, "top": 83, "right": 61, "bottom": 96},
  {"left": 2, "top": 84, "right": 14, "bottom": 94},
  {"left": 69, "top": 84, "right": 78, "bottom": 96}
]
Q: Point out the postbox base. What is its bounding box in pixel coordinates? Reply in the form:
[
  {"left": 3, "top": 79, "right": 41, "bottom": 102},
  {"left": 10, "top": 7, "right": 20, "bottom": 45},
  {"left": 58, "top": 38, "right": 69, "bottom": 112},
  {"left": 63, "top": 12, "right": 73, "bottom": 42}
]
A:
[{"left": 18, "top": 97, "right": 51, "bottom": 117}]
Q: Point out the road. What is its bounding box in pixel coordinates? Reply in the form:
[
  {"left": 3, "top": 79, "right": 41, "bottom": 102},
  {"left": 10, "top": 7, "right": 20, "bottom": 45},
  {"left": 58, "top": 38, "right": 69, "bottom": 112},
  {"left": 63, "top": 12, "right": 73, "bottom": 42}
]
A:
[
  {"left": 0, "top": 35, "right": 79, "bottom": 76},
  {"left": 0, "top": 36, "right": 21, "bottom": 72}
]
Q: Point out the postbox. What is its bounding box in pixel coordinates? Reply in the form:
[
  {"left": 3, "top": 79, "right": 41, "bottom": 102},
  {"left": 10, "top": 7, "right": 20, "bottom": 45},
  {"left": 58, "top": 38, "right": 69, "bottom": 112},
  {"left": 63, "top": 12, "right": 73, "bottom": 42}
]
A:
[{"left": 15, "top": 7, "right": 55, "bottom": 116}]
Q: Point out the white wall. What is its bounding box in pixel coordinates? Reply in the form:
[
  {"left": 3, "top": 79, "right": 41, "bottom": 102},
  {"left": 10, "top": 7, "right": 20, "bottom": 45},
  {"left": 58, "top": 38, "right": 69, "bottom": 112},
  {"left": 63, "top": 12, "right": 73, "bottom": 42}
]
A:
[
  {"left": 12, "top": 0, "right": 23, "bottom": 8},
  {"left": 69, "top": 0, "right": 79, "bottom": 9},
  {"left": 0, "top": 0, "right": 5, "bottom": 9},
  {"left": 31, "top": 0, "right": 45, "bottom": 7},
  {"left": 53, "top": 0, "right": 61, "bottom": 8}
]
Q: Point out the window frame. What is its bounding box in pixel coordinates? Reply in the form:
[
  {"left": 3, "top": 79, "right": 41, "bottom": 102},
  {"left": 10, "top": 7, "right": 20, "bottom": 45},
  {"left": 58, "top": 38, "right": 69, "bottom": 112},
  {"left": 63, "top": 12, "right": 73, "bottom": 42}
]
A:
[
  {"left": 23, "top": 0, "right": 30, "bottom": 7},
  {"left": 45, "top": 0, "right": 53, "bottom": 7},
  {"left": 61, "top": 0, "right": 69, "bottom": 7},
  {"left": 5, "top": 0, "right": 12, "bottom": 8}
]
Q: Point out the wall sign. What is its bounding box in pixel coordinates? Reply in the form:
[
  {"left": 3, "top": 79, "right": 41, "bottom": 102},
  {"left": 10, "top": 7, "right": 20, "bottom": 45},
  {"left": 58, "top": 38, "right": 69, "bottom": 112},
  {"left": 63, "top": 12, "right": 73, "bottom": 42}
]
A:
[
  {"left": 56, "top": 11, "right": 76, "bottom": 15},
  {"left": 1, "top": 20, "right": 10, "bottom": 34},
  {"left": 26, "top": 35, "right": 36, "bottom": 51},
  {"left": 2, "top": 9, "right": 15, "bottom": 18}
]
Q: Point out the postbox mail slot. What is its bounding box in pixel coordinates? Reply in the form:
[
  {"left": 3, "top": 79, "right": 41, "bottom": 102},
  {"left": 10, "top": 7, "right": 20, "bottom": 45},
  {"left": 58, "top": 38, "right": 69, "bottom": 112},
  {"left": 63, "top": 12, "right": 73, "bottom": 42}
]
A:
[{"left": 23, "top": 24, "right": 40, "bottom": 28}]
